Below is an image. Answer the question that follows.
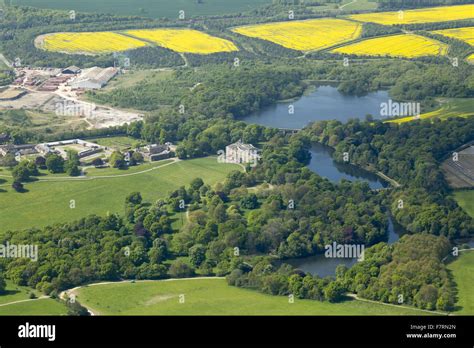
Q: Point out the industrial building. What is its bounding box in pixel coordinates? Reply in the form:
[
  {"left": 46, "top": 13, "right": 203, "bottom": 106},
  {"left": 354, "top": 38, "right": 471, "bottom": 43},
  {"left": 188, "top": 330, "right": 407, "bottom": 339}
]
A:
[
  {"left": 62, "top": 66, "right": 82, "bottom": 75},
  {"left": 69, "top": 67, "right": 119, "bottom": 90}
]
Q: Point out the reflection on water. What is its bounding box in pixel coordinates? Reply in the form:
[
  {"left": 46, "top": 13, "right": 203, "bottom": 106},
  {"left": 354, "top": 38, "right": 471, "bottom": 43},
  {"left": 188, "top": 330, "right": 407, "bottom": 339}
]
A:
[
  {"left": 285, "top": 254, "right": 358, "bottom": 278},
  {"left": 308, "top": 143, "right": 387, "bottom": 190},
  {"left": 246, "top": 85, "right": 400, "bottom": 277},
  {"left": 244, "top": 85, "right": 389, "bottom": 129},
  {"left": 284, "top": 216, "right": 402, "bottom": 277}
]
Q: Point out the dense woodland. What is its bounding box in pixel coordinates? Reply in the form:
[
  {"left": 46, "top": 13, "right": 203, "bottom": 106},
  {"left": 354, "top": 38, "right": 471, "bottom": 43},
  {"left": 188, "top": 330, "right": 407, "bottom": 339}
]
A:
[
  {"left": 303, "top": 118, "right": 474, "bottom": 239},
  {"left": 228, "top": 234, "right": 455, "bottom": 310},
  {"left": 86, "top": 59, "right": 473, "bottom": 120},
  {"left": 1, "top": 118, "right": 471, "bottom": 311},
  {"left": 0, "top": 132, "right": 390, "bottom": 296}
]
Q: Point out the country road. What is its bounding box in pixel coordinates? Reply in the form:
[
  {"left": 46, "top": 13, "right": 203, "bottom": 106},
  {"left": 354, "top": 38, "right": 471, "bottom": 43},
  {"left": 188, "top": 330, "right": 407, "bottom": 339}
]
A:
[
  {"left": 340, "top": 0, "right": 357, "bottom": 10},
  {"left": 0, "top": 158, "right": 181, "bottom": 186},
  {"left": 0, "top": 296, "right": 50, "bottom": 308}
]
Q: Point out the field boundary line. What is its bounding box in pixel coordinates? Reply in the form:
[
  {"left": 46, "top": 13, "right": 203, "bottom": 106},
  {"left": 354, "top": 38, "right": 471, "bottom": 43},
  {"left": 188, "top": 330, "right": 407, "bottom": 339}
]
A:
[{"left": 346, "top": 293, "right": 448, "bottom": 315}]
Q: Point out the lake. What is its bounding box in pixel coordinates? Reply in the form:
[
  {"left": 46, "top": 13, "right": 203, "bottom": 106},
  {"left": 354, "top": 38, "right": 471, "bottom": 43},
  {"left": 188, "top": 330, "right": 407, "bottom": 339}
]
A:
[
  {"left": 244, "top": 85, "right": 389, "bottom": 129},
  {"left": 246, "top": 84, "right": 397, "bottom": 277},
  {"left": 308, "top": 143, "right": 387, "bottom": 190},
  {"left": 285, "top": 145, "right": 398, "bottom": 277},
  {"left": 284, "top": 216, "right": 402, "bottom": 278}
]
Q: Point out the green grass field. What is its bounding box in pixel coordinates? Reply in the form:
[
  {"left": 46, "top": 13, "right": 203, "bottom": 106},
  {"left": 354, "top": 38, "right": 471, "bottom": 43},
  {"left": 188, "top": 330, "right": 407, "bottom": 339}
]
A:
[
  {"left": 448, "top": 251, "right": 474, "bottom": 315},
  {"left": 340, "top": 0, "right": 378, "bottom": 11},
  {"left": 387, "top": 98, "right": 474, "bottom": 124},
  {"left": 103, "top": 70, "right": 175, "bottom": 91},
  {"left": 13, "top": 0, "right": 270, "bottom": 19},
  {"left": 0, "top": 281, "right": 41, "bottom": 305},
  {"left": 0, "top": 298, "right": 67, "bottom": 315},
  {"left": 91, "top": 136, "right": 140, "bottom": 150},
  {"left": 454, "top": 190, "right": 474, "bottom": 218},
  {"left": 0, "top": 281, "right": 67, "bottom": 315},
  {"left": 75, "top": 278, "right": 430, "bottom": 315},
  {"left": 0, "top": 157, "right": 240, "bottom": 232}
]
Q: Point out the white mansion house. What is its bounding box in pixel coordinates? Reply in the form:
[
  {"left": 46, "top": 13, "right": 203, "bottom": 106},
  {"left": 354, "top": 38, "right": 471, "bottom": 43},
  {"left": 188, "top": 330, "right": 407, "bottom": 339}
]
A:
[{"left": 225, "top": 140, "right": 259, "bottom": 165}]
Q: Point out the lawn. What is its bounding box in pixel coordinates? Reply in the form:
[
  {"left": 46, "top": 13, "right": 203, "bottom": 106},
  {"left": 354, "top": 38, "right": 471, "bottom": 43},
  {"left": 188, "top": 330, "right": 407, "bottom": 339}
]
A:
[
  {"left": 84, "top": 160, "right": 173, "bottom": 176},
  {"left": 75, "top": 278, "right": 429, "bottom": 315},
  {"left": 0, "top": 281, "right": 67, "bottom": 316},
  {"left": 0, "top": 157, "right": 240, "bottom": 232},
  {"left": 14, "top": 0, "right": 270, "bottom": 19},
  {"left": 454, "top": 190, "right": 474, "bottom": 218},
  {"left": 0, "top": 298, "right": 67, "bottom": 315},
  {"left": 0, "top": 281, "right": 41, "bottom": 305},
  {"left": 448, "top": 251, "right": 474, "bottom": 315},
  {"left": 90, "top": 135, "right": 143, "bottom": 151}
]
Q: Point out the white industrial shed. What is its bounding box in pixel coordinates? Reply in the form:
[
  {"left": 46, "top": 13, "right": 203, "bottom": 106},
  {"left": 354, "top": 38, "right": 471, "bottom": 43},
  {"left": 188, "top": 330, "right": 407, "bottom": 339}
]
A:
[{"left": 69, "top": 67, "right": 119, "bottom": 90}]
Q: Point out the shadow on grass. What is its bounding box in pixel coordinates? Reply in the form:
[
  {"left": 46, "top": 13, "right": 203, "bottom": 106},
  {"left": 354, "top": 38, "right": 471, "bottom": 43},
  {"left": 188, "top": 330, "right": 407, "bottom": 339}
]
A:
[
  {"left": 13, "top": 187, "right": 29, "bottom": 193},
  {"left": 445, "top": 267, "right": 463, "bottom": 313},
  {"left": 1, "top": 289, "right": 21, "bottom": 297}
]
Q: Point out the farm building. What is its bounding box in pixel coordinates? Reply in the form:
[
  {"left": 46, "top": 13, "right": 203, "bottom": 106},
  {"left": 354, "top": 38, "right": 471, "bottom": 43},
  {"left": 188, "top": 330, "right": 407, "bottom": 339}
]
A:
[
  {"left": 62, "top": 66, "right": 81, "bottom": 75},
  {"left": 225, "top": 140, "right": 259, "bottom": 164},
  {"left": 38, "top": 75, "right": 74, "bottom": 92},
  {"left": 0, "top": 144, "right": 37, "bottom": 157},
  {"left": 139, "top": 144, "right": 173, "bottom": 161},
  {"left": 36, "top": 139, "right": 103, "bottom": 159},
  {"left": 69, "top": 67, "right": 119, "bottom": 90}
]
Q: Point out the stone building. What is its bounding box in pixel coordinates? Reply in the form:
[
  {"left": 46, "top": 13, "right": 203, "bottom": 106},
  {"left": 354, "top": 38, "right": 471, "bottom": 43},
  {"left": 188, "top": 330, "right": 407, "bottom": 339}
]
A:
[{"left": 225, "top": 140, "right": 259, "bottom": 164}]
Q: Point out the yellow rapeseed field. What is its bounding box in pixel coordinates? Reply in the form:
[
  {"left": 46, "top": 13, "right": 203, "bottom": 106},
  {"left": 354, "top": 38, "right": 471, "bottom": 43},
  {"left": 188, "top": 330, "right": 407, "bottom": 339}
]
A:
[
  {"left": 125, "top": 29, "right": 238, "bottom": 54},
  {"left": 348, "top": 4, "right": 474, "bottom": 25},
  {"left": 42, "top": 32, "right": 148, "bottom": 54},
  {"left": 232, "top": 19, "right": 362, "bottom": 51},
  {"left": 433, "top": 27, "right": 474, "bottom": 46},
  {"left": 433, "top": 27, "right": 474, "bottom": 62},
  {"left": 332, "top": 34, "right": 449, "bottom": 58}
]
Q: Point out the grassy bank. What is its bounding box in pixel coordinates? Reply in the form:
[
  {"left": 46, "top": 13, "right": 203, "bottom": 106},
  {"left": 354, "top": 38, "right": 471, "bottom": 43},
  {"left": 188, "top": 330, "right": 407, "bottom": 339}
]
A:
[
  {"left": 75, "top": 278, "right": 430, "bottom": 316},
  {"left": 448, "top": 251, "right": 474, "bottom": 315},
  {"left": 0, "top": 157, "right": 240, "bottom": 231}
]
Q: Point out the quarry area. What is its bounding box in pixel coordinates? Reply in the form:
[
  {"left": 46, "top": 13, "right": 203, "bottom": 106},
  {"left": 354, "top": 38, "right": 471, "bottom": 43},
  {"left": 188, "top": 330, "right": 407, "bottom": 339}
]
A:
[{"left": 0, "top": 65, "right": 143, "bottom": 129}]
